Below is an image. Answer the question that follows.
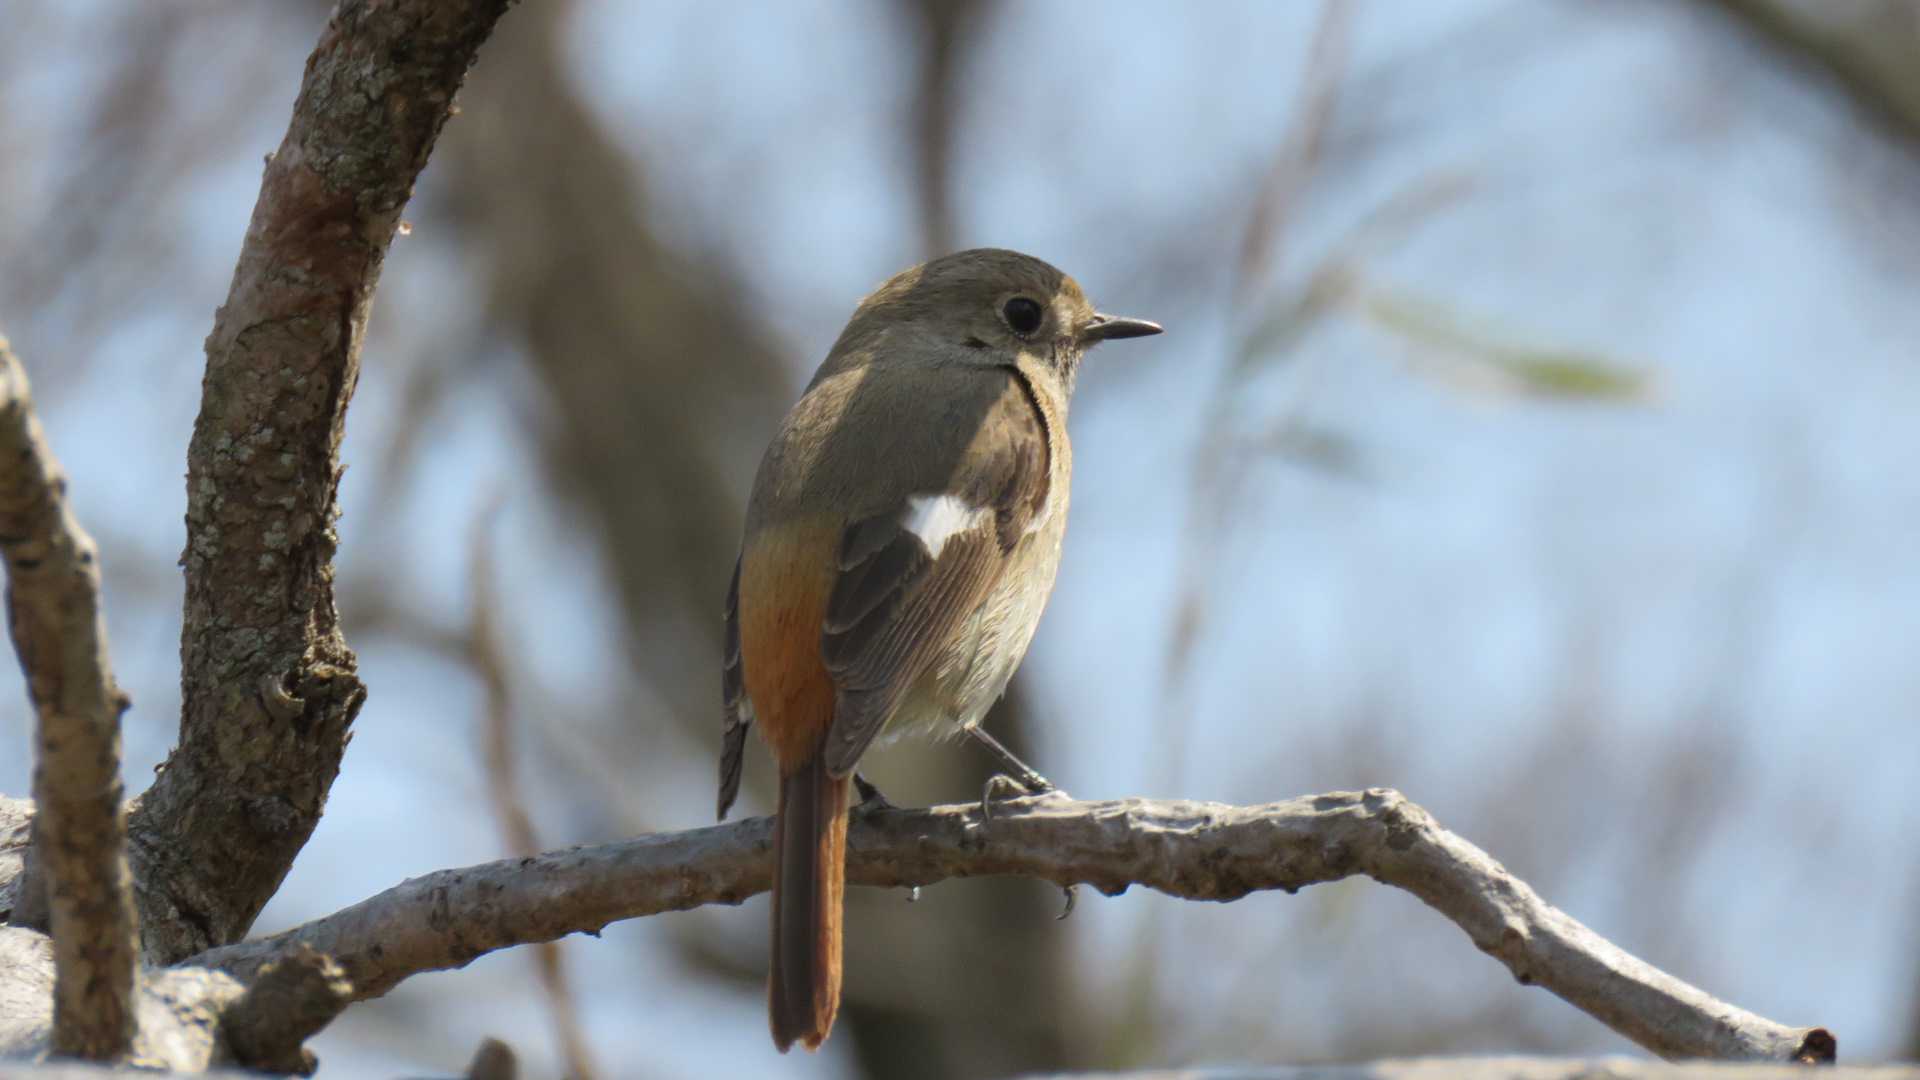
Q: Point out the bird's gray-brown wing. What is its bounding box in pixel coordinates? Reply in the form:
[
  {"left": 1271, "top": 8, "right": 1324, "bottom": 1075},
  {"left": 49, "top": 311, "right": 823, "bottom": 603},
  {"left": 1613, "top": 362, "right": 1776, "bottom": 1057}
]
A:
[
  {"left": 818, "top": 374, "right": 1052, "bottom": 778},
  {"left": 717, "top": 553, "right": 751, "bottom": 820}
]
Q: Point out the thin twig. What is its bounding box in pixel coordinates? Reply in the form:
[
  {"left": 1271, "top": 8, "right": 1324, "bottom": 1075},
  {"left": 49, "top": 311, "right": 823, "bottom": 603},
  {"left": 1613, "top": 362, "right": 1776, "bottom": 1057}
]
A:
[
  {"left": 0, "top": 338, "right": 138, "bottom": 1061},
  {"left": 466, "top": 503, "right": 599, "bottom": 1080},
  {"left": 1141, "top": 8, "right": 1358, "bottom": 1044},
  {"left": 192, "top": 789, "right": 1832, "bottom": 1064},
  {"left": 1233, "top": 0, "right": 1356, "bottom": 305},
  {"left": 1162, "top": 0, "right": 1358, "bottom": 760},
  {"left": 465, "top": 1037, "right": 520, "bottom": 1080},
  {"left": 902, "top": 0, "right": 993, "bottom": 255}
]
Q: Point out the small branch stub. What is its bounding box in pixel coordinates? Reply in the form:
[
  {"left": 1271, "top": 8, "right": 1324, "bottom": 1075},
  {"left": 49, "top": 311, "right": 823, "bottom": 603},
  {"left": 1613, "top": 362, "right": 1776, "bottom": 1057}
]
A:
[{"left": 219, "top": 944, "right": 352, "bottom": 1076}]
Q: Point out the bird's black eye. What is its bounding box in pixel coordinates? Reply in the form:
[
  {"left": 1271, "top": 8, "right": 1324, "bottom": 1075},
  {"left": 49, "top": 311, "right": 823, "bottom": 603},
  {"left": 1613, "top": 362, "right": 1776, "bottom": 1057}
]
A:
[{"left": 1002, "top": 297, "right": 1044, "bottom": 336}]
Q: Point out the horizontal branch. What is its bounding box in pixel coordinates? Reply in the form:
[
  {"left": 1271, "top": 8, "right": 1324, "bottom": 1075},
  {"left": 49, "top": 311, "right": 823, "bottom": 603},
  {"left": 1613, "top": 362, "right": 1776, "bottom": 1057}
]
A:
[
  {"left": 191, "top": 789, "right": 1831, "bottom": 1063},
  {"left": 1018, "top": 1064, "right": 1913, "bottom": 1080},
  {"left": 0, "top": 338, "right": 138, "bottom": 1061},
  {"left": 0, "top": 1059, "right": 1911, "bottom": 1080}
]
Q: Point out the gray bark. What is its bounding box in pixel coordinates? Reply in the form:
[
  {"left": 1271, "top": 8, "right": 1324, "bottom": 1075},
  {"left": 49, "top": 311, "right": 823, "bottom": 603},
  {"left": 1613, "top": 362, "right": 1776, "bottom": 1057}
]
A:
[
  {"left": 189, "top": 789, "right": 1832, "bottom": 1064},
  {"left": 0, "top": 340, "right": 138, "bottom": 1060},
  {"left": 123, "top": 0, "right": 517, "bottom": 964}
]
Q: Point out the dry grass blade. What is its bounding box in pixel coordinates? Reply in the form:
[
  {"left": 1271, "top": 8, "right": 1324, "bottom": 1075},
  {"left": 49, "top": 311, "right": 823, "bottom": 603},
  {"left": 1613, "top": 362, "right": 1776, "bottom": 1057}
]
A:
[{"left": 467, "top": 501, "right": 600, "bottom": 1080}]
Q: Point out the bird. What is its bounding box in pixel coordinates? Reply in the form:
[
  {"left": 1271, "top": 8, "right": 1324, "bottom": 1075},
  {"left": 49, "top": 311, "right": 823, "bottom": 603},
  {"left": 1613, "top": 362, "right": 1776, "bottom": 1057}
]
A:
[{"left": 715, "top": 248, "right": 1160, "bottom": 1052}]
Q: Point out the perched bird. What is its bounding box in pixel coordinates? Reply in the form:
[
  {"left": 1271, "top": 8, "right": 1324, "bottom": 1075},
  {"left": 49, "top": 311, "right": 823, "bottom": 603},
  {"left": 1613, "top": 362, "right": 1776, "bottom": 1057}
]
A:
[{"left": 716, "top": 248, "right": 1160, "bottom": 1051}]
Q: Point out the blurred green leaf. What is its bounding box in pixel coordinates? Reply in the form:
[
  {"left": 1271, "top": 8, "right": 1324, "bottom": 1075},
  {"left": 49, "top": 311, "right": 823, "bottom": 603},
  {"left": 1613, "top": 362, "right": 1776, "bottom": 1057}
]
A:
[
  {"left": 1256, "top": 422, "right": 1368, "bottom": 480},
  {"left": 1361, "top": 287, "right": 1651, "bottom": 402}
]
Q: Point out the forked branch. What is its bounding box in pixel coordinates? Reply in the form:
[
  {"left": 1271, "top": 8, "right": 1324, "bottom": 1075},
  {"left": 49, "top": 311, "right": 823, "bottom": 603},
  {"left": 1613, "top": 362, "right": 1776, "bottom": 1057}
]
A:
[{"left": 126, "top": 0, "right": 517, "bottom": 964}]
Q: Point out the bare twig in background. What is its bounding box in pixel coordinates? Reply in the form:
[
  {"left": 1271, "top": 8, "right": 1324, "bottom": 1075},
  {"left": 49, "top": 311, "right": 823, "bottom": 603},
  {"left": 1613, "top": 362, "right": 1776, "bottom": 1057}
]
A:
[
  {"left": 0, "top": 339, "right": 138, "bottom": 1060},
  {"left": 1161, "top": 0, "right": 1357, "bottom": 735},
  {"left": 466, "top": 504, "right": 599, "bottom": 1080},
  {"left": 1699, "top": 0, "right": 1920, "bottom": 145},
  {"left": 902, "top": 0, "right": 996, "bottom": 255},
  {"left": 192, "top": 789, "right": 1832, "bottom": 1064},
  {"left": 124, "top": 0, "right": 516, "bottom": 963},
  {"left": 1132, "top": 6, "right": 1358, "bottom": 1054},
  {"left": 0, "top": 8, "right": 276, "bottom": 388},
  {"left": 443, "top": 0, "right": 787, "bottom": 737},
  {"left": 1908, "top": 892, "right": 1920, "bottom": 1061},
  {"left": 1233, "top": 0, "right": 1356, "bottom": 305},
  {"left": 464, "top": 1037, "right": 520, "bottom": 1080}
]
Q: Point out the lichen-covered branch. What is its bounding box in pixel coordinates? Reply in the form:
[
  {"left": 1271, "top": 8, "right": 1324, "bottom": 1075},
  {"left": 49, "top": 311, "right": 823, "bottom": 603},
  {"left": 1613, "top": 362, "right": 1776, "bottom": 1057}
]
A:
[
  {"left": 0, "top": 339, "right": 138, "bottom": 1061},
  {"left": 124, "top": 0, "right": 517, "bottom": 963},
  {"left": 191, "top": 789, "right": 1832, "bottom": 1064}
]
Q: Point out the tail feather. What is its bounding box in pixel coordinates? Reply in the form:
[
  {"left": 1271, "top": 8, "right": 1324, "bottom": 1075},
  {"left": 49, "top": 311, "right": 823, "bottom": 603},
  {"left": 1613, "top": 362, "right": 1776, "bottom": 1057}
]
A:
[{"left": 769, "top": 752, "right": 849, "bottom": 1052}]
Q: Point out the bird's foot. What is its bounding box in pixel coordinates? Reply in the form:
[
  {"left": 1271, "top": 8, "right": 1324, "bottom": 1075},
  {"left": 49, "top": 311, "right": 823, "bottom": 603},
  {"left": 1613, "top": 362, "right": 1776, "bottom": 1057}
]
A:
[
  {"left": 978, "top": 768, "right": 1069, "bottom": 818},
  {"left": 965, "top": 725, "right": 1055, "bottom": 805},
  {"left": 967, "top": 730, "right": 1077, "bottom": 916},
  {"left": 979, "top": 771, "right": 1038, "bottom": 819}
]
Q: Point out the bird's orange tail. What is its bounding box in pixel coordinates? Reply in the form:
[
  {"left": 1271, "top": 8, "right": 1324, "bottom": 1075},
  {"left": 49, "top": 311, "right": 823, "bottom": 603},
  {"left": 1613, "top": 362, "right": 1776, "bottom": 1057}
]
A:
[{"left": 769, "top": 751, "right": 848, "bottom": 1052}]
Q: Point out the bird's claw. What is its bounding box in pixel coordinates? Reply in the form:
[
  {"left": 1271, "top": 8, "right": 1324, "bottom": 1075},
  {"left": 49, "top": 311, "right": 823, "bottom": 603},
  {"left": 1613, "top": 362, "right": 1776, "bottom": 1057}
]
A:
[{"left": 979, "top": 770, "right": 1060, "bottom": 821}]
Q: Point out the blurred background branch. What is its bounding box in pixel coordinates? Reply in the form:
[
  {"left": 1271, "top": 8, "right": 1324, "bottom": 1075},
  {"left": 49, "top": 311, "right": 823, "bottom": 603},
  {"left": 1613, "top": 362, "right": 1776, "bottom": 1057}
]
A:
[
  {"left": 466, "top": 504, "right": 600, "bottom": 1080},
  {"left": 1700, "top": 0, "right": 1920, "bottom": 144}
]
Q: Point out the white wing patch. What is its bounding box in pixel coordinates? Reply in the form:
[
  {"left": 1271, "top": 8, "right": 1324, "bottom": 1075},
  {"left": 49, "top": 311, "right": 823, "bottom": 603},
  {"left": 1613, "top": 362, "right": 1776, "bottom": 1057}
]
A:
[{"left": 901, "top": 493, "right": 990, "bottom": 559}]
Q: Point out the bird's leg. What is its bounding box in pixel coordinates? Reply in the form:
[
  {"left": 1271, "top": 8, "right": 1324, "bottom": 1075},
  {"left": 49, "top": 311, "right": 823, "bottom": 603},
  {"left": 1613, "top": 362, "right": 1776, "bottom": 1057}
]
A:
[
  {"left": 850, "top": 773, "right": 919, "bottom": 902},
  {"left": 964, "top": 725, "right": 1080, "bottom": 916},
  {"left": 964, "top": 725, "right": 1054, "bottom": 796}
]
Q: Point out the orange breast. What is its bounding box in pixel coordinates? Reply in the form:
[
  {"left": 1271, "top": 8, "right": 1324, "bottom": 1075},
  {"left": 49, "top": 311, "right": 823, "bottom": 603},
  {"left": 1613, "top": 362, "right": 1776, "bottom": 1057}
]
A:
[{"left": 739, "top": 516, "right": 841, "bottom": 772}]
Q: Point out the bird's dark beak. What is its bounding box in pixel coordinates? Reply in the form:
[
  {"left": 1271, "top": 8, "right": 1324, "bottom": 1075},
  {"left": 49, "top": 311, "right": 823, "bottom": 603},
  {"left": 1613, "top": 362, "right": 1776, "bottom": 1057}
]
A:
[{"left": 1080, "top": 313, "right": 1163, "bottom": 344}]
